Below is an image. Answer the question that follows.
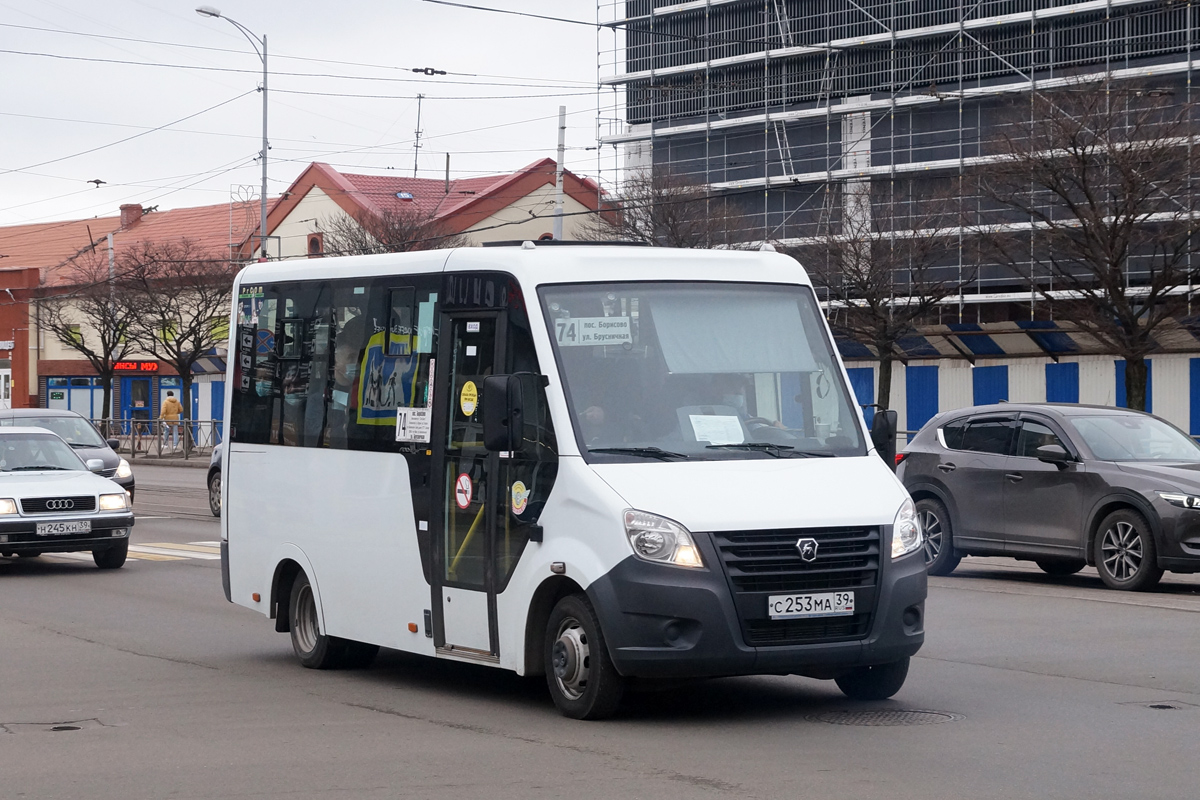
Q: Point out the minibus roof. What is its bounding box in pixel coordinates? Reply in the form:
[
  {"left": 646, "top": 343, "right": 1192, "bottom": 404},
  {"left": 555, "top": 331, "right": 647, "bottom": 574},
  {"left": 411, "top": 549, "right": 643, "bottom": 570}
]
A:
[{"left": 234, "top": 244, "right": 812, "bottom": 289}]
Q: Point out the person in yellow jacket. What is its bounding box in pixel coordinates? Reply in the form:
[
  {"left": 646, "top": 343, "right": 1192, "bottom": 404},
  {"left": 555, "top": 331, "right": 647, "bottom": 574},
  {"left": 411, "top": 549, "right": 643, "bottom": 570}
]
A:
[{"left": 160, "top": 391, "right": 183, "bottom": 448}]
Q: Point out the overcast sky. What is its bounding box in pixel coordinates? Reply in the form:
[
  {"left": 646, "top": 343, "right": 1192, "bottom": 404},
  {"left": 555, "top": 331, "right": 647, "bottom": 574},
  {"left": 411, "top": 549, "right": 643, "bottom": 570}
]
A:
[{"left": 1, "top": 0, "right": 617, "bottom": 227}]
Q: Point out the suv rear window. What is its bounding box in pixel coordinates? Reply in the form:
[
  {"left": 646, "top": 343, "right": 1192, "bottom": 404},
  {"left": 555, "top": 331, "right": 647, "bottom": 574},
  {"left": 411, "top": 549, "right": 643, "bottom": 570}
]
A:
[
  {"left": 940, "top": 418, "right": 968, "bottom": 449},
  {"left": 960, "top": 419, "right": 1013, "bottom": 455}
]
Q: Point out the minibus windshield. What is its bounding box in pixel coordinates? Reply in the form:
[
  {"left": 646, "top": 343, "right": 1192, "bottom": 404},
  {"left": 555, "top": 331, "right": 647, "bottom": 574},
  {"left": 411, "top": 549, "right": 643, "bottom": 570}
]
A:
[{"left": 540, "top": 282, "right": 866, "bottom": 461}]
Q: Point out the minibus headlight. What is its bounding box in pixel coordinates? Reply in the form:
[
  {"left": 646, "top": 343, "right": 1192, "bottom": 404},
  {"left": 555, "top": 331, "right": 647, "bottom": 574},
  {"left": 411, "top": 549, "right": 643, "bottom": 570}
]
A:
[
  {"left": 115, "top": 458, "right": 133, "bottom": 479},
  {"left": 99, "top": 493, "right": 129, "bottom": 511},
  {"left": 892, "top": 498, "right": 922, "bottom": 559},
  {"left": 0, "top": 498, "right": 16, "bottom": 515},
  {"left": 624, "top": 510, "right": 704, "bottom": 569}
]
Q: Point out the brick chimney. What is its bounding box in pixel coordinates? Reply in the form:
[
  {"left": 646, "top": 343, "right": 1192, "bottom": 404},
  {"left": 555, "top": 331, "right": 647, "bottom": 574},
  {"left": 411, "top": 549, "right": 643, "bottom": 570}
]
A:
[{"left": 120, "top": 204, "right": 143, "bottom": 228}]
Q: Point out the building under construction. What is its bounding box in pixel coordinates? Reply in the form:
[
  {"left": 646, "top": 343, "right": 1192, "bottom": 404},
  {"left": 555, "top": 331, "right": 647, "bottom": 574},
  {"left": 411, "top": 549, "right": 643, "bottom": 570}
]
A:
[{"left": 597, "top": 0, "right": 1200, "bottom": 433}]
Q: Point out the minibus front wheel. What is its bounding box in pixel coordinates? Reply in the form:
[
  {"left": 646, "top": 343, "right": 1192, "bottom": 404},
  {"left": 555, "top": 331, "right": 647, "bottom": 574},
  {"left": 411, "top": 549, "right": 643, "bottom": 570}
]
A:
[
  {"left": 545, "top": 594, "right": 625, "bottom": 720},
  {"left": 834, "top": 657, "right": 910, "bottom": 701}
]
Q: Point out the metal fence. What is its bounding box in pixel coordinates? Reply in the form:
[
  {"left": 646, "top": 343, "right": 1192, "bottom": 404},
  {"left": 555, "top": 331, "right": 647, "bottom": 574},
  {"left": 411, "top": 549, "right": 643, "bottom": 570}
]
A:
[{"left": 91, "top": 418, "right": 223, "bottom": 461}]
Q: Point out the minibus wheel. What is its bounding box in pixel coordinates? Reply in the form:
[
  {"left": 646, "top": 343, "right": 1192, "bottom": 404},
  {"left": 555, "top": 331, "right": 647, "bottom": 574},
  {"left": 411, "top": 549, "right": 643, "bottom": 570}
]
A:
[
  {"left": 289, "top": 572, "right": 342, "bottom": 669},
  {"left": 545, "top": 594, "right": 624, "bottom": 720},
  {"left": 834, "top": 657, "right": 910, "bottom": 701}
]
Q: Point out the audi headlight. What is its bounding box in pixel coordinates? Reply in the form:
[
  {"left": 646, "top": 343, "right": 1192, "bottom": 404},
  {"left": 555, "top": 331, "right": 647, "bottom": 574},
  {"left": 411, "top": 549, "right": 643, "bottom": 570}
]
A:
[
  {"left": 99, "top": 493, "right": 129, "bottom": 511},
  {"left": 0, "top": 498, "right": 16, "bottom": 515},
  {"left": 892, "top": 498, "right": 922, "bottom": 559},
  {"left": 624, "top": 510, "right": 704, "bottom": 569},
  {"left": 115, "top": 458, "right": 133, "bottom": 479}
]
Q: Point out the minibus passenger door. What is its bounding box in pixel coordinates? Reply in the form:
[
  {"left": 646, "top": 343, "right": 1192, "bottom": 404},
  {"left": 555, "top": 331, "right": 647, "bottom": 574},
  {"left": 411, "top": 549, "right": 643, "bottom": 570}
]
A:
[{"left": 433, "top": 313, "right": 502, "bottom": 658}]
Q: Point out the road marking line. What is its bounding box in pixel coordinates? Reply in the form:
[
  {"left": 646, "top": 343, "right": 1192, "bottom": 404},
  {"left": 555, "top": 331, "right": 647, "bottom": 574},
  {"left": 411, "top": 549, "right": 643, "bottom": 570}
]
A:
[
  {"left": 141, "top": 542, "right": 220, "bottom": 554},
  {"left": 129, "top": 545, "right": 220, "bottom": 560},
  {"left": 127, "top": 552, "right": 186, "bottom": 561},
  {"left": 190, "top": 541, "right": 222, "bottom": 547}
]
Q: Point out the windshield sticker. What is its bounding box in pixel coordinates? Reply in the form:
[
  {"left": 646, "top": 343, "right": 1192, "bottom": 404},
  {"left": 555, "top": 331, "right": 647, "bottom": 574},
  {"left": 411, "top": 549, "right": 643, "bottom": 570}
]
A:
[
  {"left": 554, "top": 316, "right": 632, "bottom": 347},
  {"left": 689, "top": 414, "right": 745, "bottom": 445},
  {"left": 511, "top": 480, "right": 530, "bottom": 516},
  {"left": 455, "top": 473, "right": 473, "bottom": 509},
  {"left": 460, "top": 380, "right": 478, "bottom": 417}
]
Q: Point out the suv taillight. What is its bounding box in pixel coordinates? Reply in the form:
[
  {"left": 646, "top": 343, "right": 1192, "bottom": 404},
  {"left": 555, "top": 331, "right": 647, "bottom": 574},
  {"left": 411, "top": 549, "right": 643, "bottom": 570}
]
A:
[{"left": 895, "top": 452, "right": 908, "bottom": 466}]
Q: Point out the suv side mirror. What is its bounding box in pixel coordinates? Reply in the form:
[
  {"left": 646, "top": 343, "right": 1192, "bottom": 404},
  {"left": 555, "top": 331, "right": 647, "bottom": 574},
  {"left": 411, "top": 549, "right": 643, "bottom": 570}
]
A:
[
  {"left": 482, "top": 374, "right": 526, "bottom": 452},
  {"left": 1036, "top": 443, "right": 1072, "bottom": 468},
  {"left": 870, "top": 408, "right": 899, "bottom": 471},
  {"left": 85, "top": 459, "right": 106, "bottom": 473},
  {"left": 106, "top": 438, "right": 120, "bottom": 450}
]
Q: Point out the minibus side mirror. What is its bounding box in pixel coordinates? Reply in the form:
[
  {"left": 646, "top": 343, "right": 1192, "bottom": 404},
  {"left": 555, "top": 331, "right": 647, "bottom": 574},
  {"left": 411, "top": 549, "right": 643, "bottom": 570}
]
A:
[
  {"left": 870, "top": 408, "right": 899, "bottom": 471},
  {"left": 482, "top": 374, "right": 525, "bottom": 452}
]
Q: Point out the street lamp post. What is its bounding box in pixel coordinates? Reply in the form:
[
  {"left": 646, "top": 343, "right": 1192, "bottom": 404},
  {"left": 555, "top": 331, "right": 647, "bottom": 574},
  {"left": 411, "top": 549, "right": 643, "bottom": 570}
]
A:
[{"left": 196, "top": 6, "right": 269, "bottom": 261}]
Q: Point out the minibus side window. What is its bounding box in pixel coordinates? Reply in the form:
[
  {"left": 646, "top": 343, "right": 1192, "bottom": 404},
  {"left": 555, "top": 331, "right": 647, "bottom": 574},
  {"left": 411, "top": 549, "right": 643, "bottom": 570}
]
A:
[{"left": 231, "top": 276, "right": 440, "bottom": 452}]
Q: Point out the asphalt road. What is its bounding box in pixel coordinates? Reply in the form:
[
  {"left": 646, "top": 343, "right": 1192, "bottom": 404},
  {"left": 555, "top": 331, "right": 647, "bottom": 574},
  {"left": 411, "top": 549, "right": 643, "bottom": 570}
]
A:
[{"left": 2, "top": 463, "right": 1199, "bottom": 799}]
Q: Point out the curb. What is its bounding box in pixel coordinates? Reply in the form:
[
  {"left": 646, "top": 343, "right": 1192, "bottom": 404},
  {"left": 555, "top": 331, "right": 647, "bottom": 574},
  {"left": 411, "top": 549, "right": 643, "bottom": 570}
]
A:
[{"left": 127, "top": 457, "right": 211, "bottom": 470}]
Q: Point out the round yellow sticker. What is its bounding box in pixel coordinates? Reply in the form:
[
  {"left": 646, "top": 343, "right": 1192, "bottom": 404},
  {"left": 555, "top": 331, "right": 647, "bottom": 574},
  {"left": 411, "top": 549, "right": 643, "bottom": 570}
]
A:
[
  {"left": 511, "top": 480, "right": 530, "bottom": 516},
  {"left": 460, "top": 380, "right": 478, "bottom": 417}
]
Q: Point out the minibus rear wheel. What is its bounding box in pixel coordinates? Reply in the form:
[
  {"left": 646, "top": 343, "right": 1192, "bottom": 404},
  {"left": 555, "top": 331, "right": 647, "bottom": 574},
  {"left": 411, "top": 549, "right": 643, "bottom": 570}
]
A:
[
  {"left": 289, "top": 572, "right": 343, "bottom": 669},
  {"left": 545, "top": 594, "right": 624, "bottom": 720},
  {"left": 834, "top": 657, "right": 910, "bottom": 701}
]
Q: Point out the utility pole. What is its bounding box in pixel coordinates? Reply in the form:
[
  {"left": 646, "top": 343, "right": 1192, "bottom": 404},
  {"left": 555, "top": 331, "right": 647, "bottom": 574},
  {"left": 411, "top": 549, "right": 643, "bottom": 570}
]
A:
[
  {"left": 413, "top": 94, "right": 424, "bottom": 177},
  {"left": 553, "top": 105, "right": 566, "bottom": 241},
  {"left": 445, "top": 152, "right": 451, "bottom": 194}
]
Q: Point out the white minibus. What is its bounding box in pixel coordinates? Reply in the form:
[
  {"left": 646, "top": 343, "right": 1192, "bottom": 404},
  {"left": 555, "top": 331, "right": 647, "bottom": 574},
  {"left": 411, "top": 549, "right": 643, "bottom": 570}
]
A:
[{"left": 220, "top": 243, "right": 926, "bottom": 719}]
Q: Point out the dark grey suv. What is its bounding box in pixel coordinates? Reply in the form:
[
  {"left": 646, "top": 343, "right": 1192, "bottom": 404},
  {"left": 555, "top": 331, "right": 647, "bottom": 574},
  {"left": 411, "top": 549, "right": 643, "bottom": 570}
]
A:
[{"left": 897, "top": 403, "right": 1200, "bottom": 591}]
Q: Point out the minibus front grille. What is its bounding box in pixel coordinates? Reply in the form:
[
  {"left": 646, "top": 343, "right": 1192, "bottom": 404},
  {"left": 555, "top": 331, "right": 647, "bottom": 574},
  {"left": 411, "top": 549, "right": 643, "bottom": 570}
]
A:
[
  {"left": 710, "top": 526, "right": 881, "bottom": 647},
  {"left": 712, "top": 526, "right": 879, "bottom": 594}
]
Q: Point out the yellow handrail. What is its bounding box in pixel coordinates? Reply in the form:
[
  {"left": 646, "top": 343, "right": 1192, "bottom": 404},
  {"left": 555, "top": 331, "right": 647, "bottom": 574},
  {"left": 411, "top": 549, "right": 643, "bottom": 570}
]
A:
[{"left": 448, "top": 503, "right": 485, "bottom": 578}]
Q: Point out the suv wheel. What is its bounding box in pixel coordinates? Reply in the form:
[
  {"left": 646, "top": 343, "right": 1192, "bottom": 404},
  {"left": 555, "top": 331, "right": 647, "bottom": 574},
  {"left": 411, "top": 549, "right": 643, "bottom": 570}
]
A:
[
  {"left": 915, "top": 498, "right": 962, "bottom": 576},
  {"left": 1094, "top": 509, "right": 1162, "bottom": 591},
  {"left": 208, "top": 470, "right": 221, "bottom": 517}
]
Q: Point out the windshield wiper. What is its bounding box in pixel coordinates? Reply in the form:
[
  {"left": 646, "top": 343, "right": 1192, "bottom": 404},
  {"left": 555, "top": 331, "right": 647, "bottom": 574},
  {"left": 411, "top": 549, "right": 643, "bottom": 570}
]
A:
[
  {"left": 590, "top": 446, "right": 690, "bottom": 461},
  {"left": 67, "top": 442, "right": 92, "bottom": 449},
  {"left": 706, "top": 443, "right": 835, "bottom": 458},
  {"left": 8, "top": 465, "right": 72, "bottom": 471}
]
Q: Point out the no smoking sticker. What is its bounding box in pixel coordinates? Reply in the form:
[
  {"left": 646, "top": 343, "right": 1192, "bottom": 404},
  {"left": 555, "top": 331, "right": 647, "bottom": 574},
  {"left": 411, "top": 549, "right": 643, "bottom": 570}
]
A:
[
  {"left": 454, "top": 473, "right": 473, "bottom": 509},
  {"left": 460, "top": 380, "right": 478, "bottom": 417}
]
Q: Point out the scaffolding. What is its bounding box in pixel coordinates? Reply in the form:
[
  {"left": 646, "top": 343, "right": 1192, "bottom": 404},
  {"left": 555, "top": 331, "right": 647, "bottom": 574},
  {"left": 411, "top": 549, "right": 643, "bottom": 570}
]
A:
[{"left": 595, "top": 0, "right": 1199, "bottom": 318}]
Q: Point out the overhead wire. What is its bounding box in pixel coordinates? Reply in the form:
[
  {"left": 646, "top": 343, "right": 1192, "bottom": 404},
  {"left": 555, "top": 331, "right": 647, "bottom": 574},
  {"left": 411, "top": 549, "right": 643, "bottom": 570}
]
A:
[
  {"left": 1, "top": 91, "right": 255, "bottom": 176},
  {"left": 0, "top": 21, "right": 594, "bottom": 87}
]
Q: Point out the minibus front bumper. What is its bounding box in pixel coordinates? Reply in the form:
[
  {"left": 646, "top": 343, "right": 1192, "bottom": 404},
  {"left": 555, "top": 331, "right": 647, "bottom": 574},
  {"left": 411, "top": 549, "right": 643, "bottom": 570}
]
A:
[{"left": 586, "top": 527, "right": 926, "bottom": 679}]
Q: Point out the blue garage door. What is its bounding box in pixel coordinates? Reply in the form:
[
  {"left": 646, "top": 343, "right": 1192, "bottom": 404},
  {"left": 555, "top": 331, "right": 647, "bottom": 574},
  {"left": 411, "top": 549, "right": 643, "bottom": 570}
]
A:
[
  {"left": 1115, "top": 360, "right": 1153, "bottom": 412},
  {"left": 1045, "top": 362, "right": 1080, "bottom": 403},
  {"left": 846, "top": 367, "right": 875, "bottom": 427},
  {"left": 906, "top": 365, "right": 939, "bottom": 433},
  {"left": 972, "top": 365, "right": 1008, "bottom": 406}
]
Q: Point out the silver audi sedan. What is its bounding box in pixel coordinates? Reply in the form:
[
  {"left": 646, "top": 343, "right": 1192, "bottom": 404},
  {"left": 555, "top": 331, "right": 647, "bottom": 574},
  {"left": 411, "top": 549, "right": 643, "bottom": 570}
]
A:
[{"left": 0, "top": 427, "right": 135, "bottom": 568}]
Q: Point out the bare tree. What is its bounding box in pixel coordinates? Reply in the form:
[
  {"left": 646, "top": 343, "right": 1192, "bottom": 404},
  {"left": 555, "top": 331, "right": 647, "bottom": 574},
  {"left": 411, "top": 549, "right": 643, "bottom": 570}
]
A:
[
  {"left": 787, "top": 184, "right": 970, "bottom": 410},
  {"left": 974, "top": 78, "right": 1200, "bottom": 411},
  {"left": 319, "top": 206, "right": 468, "bottom": 255},
  {"left": 581, "top": 170, "right": 739, "bottom": 248},
  {"left": 120, "top": 240, "right": 238, "bottom": 428},
  {"left": 38, "top": 251, "right": 140, "bottom": 434}
]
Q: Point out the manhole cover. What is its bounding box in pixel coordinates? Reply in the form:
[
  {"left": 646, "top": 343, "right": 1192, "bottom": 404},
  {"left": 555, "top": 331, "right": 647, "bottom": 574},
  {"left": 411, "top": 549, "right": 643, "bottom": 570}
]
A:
[{"left": 808, "top": 709, "right": 963, "bottom": 726}]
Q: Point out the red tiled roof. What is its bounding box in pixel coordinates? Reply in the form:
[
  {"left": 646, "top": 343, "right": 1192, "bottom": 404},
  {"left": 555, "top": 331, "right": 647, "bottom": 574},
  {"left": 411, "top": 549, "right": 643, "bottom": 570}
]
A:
[
  {"left": 0, "top": 216, "right": 121, "bottom": 273},
  {"left": 253, "top": 159, "right": 605, "bottom": 254},
  {"left": 0, "top": 201, "right": 266, "bottom": 289}
]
